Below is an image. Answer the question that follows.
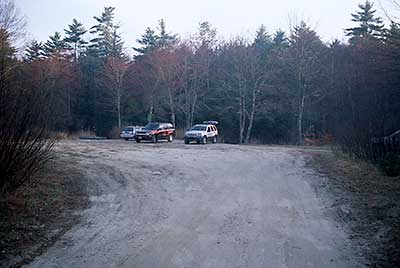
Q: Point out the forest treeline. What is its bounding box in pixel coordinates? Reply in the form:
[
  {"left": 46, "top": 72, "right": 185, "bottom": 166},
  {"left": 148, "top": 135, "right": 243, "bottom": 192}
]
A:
[
  {"left": 22, "top": 1, "right": 400, "bottom": 148},
  {"left": 1, "top": 0, "right": 400, "bottom": 195},
  {"left": 21, "top": 1, "right": 400, "bottom": 149}
]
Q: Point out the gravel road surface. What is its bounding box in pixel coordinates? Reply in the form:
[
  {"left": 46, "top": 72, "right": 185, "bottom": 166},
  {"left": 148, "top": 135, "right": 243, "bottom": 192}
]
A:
[{"left": 26, "top": 140, "right": 362, "bottom": 268}]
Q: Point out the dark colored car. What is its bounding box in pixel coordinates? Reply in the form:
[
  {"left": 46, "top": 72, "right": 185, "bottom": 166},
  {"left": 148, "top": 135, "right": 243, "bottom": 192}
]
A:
[{"left": 134, "top": 123, "right": 175, "bottom": 143}]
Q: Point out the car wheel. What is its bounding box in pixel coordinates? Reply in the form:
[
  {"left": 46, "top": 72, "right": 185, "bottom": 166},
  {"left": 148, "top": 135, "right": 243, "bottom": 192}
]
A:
[
  {"left": 185, "top": 139, "right": 189, "bottom": 144},
  {"left": 124, "top": 138, "right": 129, "bottom": 141},
  {"left": 152, "top": 135, "right": 158, "bottom": 143},
  {"left": 135, "top": 139, "right": 141, "bottom": 143},
  {"left": 202, "top": 136, "right": 207, "bottom": 144},
  {"left": 168, "top": 135, "right": 173, "bottom": 142},
  {"left": 212, "top": 136, "right": 217, "bottom": 143}
]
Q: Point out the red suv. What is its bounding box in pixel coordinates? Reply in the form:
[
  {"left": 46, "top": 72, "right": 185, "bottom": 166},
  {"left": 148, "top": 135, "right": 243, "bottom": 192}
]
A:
[{"left": 134, "top": 123, "right": 175, "bottom": 143}]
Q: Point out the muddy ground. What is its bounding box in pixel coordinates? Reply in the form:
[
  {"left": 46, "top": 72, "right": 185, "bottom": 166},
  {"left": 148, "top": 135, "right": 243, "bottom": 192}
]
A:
[{"left": 5, "top": 140, "right": 366, "bottom": 268}]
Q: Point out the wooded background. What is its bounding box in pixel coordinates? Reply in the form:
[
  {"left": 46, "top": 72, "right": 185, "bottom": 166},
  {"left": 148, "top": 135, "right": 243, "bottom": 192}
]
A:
[{"left": 1, "top": 1, "right": 400, "bottom": 192}]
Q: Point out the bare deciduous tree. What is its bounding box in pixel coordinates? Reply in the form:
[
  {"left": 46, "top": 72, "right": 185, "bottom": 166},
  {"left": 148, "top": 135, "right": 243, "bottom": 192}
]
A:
[
  {"left": 100, "top": 56, "right": 128, "bottom": 128},
  {"left": 219, "top": 38, "right": 269, "bottom": 143}
]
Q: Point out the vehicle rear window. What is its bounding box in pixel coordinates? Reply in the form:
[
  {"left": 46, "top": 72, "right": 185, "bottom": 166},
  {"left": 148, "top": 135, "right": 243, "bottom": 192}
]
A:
[
  {"left": 191, "top": 125, "right": 206, "bottom": 131},
  {"left": 144, "top": 123, "right": 160, "bottom": 130}
]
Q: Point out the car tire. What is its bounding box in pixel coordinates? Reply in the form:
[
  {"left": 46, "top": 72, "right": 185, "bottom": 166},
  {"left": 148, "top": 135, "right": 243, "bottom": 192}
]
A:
[
  {"left": 212, "top": 136, "right": 217, "bottom": 143},
  {"left": 152, "top": 135, "right": 158, "bottom": 143},
  {"left": 135, "top": 139, "right": 141, "bottom": 143},
  {"left": 202, "top": 136, "right": 207, "bottom": 144},
  {"left": 168, "top": 135, "right": 173, "bottom": 142},
  {"left": 124, "top": 138, "right": 129, "bottom": 141},
  {"left": 184, "top": 139, "right": 189, "bottom": 144}
]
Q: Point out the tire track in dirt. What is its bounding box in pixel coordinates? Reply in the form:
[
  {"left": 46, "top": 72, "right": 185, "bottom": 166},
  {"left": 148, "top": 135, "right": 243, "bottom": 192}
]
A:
[{"left": 26, "top": 140, "right": 364, "bottom": 268}]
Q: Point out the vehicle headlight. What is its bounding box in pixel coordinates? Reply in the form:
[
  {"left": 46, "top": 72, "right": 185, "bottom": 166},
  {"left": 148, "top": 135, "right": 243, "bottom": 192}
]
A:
[{"left": 197, "top": 133, "right": 202, "bottom": 137}]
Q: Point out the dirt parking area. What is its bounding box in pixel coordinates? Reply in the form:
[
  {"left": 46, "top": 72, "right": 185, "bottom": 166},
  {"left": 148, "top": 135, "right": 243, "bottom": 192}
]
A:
[{"left": 16, "top": 140, "right": 366, "bottom": 268}]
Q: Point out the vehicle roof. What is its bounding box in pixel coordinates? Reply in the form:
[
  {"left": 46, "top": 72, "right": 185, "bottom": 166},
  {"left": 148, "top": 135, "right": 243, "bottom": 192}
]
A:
[
  {"left": 193, "top": 124, "right": 217, "bottom": 127},
  {"left": 145, "top": 122, "right": 174, "bottom": 128},
  {"left": 203, "top": 120, "right": 219, "bottom": 125}
]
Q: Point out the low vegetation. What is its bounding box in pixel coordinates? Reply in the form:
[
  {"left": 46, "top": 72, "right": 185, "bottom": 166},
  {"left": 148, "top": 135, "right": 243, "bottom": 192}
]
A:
[
  {"left": 0, "top": 158, "right": 88, "bottom": 268},
  {"left": 0, "top": 0, "right": 54, "bottom": 199},
  {"left": 307, "top": 150, "right": 400, "bottom": 267}
]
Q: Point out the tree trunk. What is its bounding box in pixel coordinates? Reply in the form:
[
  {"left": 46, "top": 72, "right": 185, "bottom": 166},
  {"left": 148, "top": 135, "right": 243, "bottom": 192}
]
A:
[
  {"left": 183, "top": 86, "right": 191, "bottom": 130},
  {"left": 170, "top": 112, "right": 175, "bottom": 128},
  {"left": 148, "top": 99, "right": 154, "bottom": 123},
  {"left": 189, "top": 92, "right": 198, "bottom": 128},
  {"left": 239, "top": 96, "right": 246, "bottom": 144},
  {"left": 245, "top": 88, "right": 257, "bottom": 144},
  {"left": 117, "top": 95, "right": 121, "bottom": 128},
  {"left": 74, "top": 42, "right": 78, "bottom": 62},
  {"left": 167, "top": 87, "right": 176, "bottom": 127},
  {"left": 298, "top": 94, "right": 305, "bottom": 145}
]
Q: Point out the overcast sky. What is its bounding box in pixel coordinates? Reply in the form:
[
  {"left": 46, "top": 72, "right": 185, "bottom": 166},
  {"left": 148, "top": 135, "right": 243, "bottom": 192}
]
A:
[{"left": 15, "top": 0, "right": 391, "bottom": 51}]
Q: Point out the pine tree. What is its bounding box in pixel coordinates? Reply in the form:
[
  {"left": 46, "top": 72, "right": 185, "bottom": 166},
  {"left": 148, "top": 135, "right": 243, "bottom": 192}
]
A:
[
  {"left": 134, "top": 20, "right": 177, "bottom": 56},
  {"left": 346, "top": 0, "right": 384, "bottom": 42},
  {"left": 254, "top": 25, "right": 272, "bottom": 52},
  {"left": 156, "top": 19, "right": 178, "bottom": 48},
  {"left": 133, "top": 27, "right": 158, "bottom": 55},
  {"left": 25, "top": 40, "right": 43, "bottom": 62},
  {"left": 386, "top": 23, "right": 400, "bottom": 47},
  {"left": 90, "top": 7, "right": 124, "bottom": 58},
  {"left": 64, "top": 19, "right": 87, "bottom": 61},
  {"left": 197, "top": 21, "right": 217, "bottom": 47},
  {"left": 43, "top": 32, "right": 67, "bottom": 58},
  {"left": 110, "top": 26, "right": 124, "bottom": 57},
  {"left": 273, "top": 29, "right": 288, "bottom": 48}
]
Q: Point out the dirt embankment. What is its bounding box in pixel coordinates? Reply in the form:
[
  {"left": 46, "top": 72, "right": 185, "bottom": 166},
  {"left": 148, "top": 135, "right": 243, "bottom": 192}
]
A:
[
  {"left": 0, "top": 155, "right": 88, "bottom": 268},
  {"left": 306, "top": 150, "right": 400, "bottom": 267}
]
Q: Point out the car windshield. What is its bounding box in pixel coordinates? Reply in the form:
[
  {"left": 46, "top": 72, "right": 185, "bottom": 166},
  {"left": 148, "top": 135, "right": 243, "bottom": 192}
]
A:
[
  {"left": 123, "top": 127, "right": 133, "bottom": 132},
  {"left": 191, "top": 125, "right": 206, "bottom": 131},
  {"left": 144, "top": 123, "right": 160, "bottom": 130}
]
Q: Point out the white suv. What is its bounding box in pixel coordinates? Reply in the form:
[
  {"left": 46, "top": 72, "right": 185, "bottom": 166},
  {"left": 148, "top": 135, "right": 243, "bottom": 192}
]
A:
[{"left": 184, "top": 121, "right": 219, "bottom": 144}]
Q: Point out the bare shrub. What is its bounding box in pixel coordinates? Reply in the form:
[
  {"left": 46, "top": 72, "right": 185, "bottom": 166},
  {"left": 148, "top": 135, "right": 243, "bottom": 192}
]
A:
[
  {"left": 0, "top": 2, "right": 54, "bottom": 198},
  {"left": 0, "top": 65, "right": 55, "bottom": 197}
]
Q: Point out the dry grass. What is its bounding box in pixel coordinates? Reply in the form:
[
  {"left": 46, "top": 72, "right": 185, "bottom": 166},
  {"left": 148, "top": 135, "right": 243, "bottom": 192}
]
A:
[
  {"left": 307, "top": 150, "right": 400, "bottom": 267},
  {"left": 0, "top": 156, "right": 88, "bottom": 268}
]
